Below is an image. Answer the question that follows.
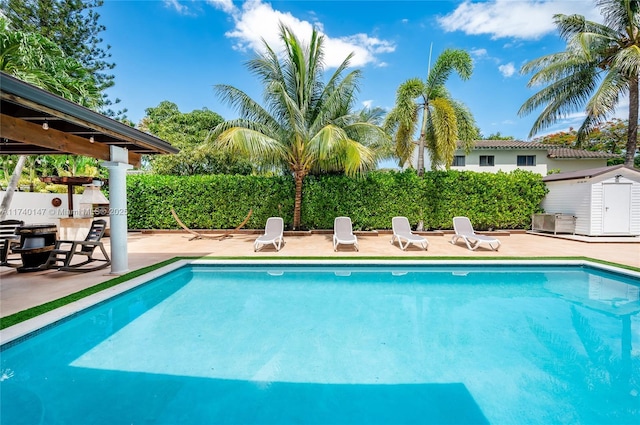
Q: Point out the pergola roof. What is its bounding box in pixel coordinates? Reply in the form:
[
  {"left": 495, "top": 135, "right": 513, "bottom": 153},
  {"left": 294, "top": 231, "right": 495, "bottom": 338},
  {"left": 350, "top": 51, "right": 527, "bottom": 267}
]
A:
[{"left": 0, "top": 72, "right": 178, "bottom": 167}]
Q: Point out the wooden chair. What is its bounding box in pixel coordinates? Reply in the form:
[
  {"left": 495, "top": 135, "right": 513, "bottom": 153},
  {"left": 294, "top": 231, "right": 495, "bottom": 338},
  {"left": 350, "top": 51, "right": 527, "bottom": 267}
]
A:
[
  {"left": 43, "top": 219, "right": 111, "bottom": 272},
  {"left": 0, "top": 219, "right": 24, "bottom": 267}
]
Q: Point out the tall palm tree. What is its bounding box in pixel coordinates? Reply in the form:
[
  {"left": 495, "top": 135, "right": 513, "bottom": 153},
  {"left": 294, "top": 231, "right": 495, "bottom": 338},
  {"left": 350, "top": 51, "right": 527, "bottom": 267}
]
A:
[
  {"left": 384, "top": 48, "right": 478, "bottom": 175},
  {"left": 209, "top": 24, "right": 389, "bottom": 229},
  {"left": 519, "top": 0, "right": 640, "bottom": 168}
]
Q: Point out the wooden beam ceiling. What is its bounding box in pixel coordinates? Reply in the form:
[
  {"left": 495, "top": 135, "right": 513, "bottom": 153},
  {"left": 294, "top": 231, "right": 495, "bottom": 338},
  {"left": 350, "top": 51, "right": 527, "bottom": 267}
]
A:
[{"left": 0, "top": 113, "right": 141, "bottom": 167}]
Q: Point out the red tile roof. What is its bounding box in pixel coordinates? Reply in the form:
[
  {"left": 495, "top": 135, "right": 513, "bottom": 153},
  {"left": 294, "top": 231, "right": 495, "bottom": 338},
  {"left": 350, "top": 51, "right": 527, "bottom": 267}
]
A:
[{"left": 459, "top": 140, "right": 618, "bottom": 159}]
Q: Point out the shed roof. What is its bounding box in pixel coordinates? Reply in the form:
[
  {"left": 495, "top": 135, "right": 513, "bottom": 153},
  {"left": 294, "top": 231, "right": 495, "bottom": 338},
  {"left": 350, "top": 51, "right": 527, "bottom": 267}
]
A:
[
  {"left": 0, "top": 72, "right": 178, "bottom": 166},
  {"left": 542, "top": 164, "right": 640, "bottom": 182}
]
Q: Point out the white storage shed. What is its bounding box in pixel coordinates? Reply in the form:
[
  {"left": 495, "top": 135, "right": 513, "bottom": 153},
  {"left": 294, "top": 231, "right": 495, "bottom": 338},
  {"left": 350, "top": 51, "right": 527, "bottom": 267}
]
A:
[{"left": 541, "top": 165, "right": 640, "bottom": 236}]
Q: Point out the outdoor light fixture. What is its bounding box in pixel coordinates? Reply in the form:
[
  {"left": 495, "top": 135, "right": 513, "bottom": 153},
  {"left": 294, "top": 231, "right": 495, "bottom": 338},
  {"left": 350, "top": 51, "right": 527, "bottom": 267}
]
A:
[
  {"left": 42, "top": 121, "right": 49, "bottom": 130},
  {"left": 80, "top": 185, "right": 109, "bottom": 205},
  {"left": 615, "top": 174, "right": 622, "bottom": 183},
  {"left": 89, "top": 136, "right": 95, "bottom": 143}
]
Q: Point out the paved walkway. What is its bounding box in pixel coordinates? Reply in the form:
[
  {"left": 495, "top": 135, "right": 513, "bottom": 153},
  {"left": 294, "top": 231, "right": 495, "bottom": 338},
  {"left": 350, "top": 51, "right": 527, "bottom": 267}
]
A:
[{"left": 1, "top": 231, "right": 638, "bottom": 318}]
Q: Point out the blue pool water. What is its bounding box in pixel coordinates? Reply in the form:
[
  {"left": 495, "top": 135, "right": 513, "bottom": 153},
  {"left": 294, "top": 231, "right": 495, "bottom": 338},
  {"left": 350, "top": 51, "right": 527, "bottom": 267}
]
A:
[{"left": 1, "top": 263, "right": 639, "bottom": 424}]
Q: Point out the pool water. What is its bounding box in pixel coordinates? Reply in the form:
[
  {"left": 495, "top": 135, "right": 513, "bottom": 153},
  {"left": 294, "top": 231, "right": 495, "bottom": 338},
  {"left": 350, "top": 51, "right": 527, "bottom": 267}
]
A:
[{"left": 1, "top": 264, "right": 639, "bottom": 424}]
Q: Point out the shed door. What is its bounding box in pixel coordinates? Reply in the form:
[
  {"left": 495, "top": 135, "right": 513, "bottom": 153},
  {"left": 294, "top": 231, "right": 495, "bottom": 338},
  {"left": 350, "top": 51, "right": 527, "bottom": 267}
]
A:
[{"left": 603, "top": 183, "right": 631, "bottom": 234}]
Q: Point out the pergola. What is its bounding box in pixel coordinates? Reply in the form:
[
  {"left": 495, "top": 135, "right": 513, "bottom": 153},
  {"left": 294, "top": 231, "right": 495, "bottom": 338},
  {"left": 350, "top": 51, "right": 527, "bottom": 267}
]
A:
[{"left": 0, "top": 72, "right": 179, "bottom": 274}]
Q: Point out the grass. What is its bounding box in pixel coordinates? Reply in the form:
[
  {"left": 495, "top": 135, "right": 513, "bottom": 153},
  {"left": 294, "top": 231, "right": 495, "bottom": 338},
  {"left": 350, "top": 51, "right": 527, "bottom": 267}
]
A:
[{"left": 1, "top": 255, "right": 638, "bottom": 331}]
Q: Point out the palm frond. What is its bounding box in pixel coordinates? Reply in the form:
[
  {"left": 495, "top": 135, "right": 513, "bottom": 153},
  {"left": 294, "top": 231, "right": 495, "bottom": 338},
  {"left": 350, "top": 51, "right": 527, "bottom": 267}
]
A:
[
  {"left": 612, "top": 45, "right": 640, "bottom": 77},
  {"left": 213, "top": 126, "right": 286, "bottom": 165},
  {"left": 425, "top": 49, "right": 473, "bottom": 93},
  {"left": 596, "top": 0, "right": 640, "bottom": 33},
  {"left": 307, "top": 124, "right": 349, "bottom": 160},
  {"left": 523, "top": 0, "right": 640, "bottom": 155},
  {"left": 519, "top": 66, "right": 600, "bottom": 136},
  {"left": 214, "top": 84, "right": 278, "bottom": 126},
  {"left": 585, "top": 69, "right": 628, "bottom": 120},
  {"left": 207, "top": 119, "right": 278, "bottom": 144},
  {"left": 522, "top": 51, "right": 596, "bottom": 86},
  {"left": 383, "top": 105, "right": 418, "bottom": 165},
  {"left": 423, "top": 110, "right": 440, "bottom": 170},
  {"left": 451, "top": 100, "right": 478, "bottom": 151},
  {"left": 554, "top": 13, "right": 618, "bottom": 40},
  {"left": 391, "top": 78, "right": 424, "bottom": 127},
  {"left": 247, "top": 41, "right": 285, "bottom": 97},
  {"left": 428, "top": 98, "right": 458, "bottom": 169},
  {"left": 343, "top": 121, "right": 394, "bottom": 162},
  {"left": 310, "top": 127, "right": 376, "bottom": 176},
  {"left": 309, "top": 70, "right": 360, "bottom": 134}
]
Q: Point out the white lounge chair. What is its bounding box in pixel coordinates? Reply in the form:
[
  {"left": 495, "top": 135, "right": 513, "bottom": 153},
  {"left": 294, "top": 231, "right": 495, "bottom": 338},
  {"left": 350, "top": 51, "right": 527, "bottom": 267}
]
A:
[
  {"left": 254, "top": 217, "right": 284, "bottom": 252},
  {"left": 391, "top": 216, "right": 429, "bottom": 250},
  {"left": 450, "top": 216, "right": 501, "bottom": 251},
  {"left": 333, "top": 216, "right": 358, "bottom": 251}
]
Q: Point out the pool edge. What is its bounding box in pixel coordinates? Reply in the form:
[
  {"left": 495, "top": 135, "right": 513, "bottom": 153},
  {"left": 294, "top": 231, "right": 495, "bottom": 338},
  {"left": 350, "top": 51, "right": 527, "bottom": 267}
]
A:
[{"left": 2, "top": 258, "right": 639, "bottom": 346}]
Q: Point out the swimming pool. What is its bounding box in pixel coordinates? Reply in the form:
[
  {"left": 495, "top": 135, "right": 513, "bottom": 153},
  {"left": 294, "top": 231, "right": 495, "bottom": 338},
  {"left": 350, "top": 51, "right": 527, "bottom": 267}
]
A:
[{"left": 1, "top": 261, "right": 639, "bottom": 424}]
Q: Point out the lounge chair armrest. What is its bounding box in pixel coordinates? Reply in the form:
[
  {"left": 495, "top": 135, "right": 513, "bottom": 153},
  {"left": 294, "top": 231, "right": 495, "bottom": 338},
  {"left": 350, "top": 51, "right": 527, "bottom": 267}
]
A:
[
  {"left": 53, "top": 240, "right": 75, "bottom": 249},
  {"left": 76, "top": 241, "right": 103, "bottom": 247},
  {"left": 56, "top": 240, "right": 75, "bottom": 245}
]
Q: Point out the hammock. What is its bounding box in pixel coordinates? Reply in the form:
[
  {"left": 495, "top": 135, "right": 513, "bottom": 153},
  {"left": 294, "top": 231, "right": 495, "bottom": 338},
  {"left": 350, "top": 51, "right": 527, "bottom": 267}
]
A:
[{"left": 170, "top": 208, "right": 253, "bottom": 241}]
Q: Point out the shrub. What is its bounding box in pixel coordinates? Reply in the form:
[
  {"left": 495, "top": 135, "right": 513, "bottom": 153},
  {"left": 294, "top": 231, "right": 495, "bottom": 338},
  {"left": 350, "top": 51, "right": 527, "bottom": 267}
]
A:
[
  {"left": 127, "top": 174, "right": 294, "bottom": 230},
  {"left": 126, "top": 170, "right": 547, "bottom": 230}
]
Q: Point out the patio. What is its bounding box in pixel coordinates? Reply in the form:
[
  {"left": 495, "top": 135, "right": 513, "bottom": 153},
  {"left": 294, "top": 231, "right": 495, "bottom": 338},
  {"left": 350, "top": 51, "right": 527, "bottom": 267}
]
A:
[{"left": 1, "top": 231, "right": 638, "bottom": 319}]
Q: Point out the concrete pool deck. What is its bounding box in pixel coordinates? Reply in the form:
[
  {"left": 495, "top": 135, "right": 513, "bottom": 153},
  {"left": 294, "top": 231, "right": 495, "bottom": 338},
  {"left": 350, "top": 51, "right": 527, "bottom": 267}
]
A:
[{"left": 1, "top": 230, "right": 639, "bottom": 319}]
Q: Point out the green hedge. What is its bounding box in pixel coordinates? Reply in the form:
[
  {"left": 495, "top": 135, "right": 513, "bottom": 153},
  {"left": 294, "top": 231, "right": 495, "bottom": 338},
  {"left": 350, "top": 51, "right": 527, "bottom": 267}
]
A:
[
  {"left": 126, "top": 170, "right": 547, "bottom": 231},
  {"left": 127, "top": 174, "right": 294, "bottom": 229}
]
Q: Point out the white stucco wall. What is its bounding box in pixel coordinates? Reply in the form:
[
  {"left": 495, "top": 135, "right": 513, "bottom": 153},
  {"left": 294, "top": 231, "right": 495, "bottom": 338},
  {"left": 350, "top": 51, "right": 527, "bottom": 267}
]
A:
[
  {"left": 411, "top": 147, "right": 609, "bottom": 174},
  {"left": 451, "top": 150, "right": 548, "bottom": 174},
  {"left": 1, "top": 191, "right": 110, "bottom": 239},
  {"left": 1, "top": 191, "right": 86, "bottom": 225},
  {"left": 544, "top": 159, "right": 609, "bottom": 173}
]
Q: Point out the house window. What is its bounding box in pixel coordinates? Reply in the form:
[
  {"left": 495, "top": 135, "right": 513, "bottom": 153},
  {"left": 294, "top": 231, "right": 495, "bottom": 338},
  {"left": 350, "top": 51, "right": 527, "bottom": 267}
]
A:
[
  {"left": 452, "top": 155, "right": 466, "bottom": 167},
  {"left": 479, "top": 155, "right": 495, "bottom": 166},
  {"left": 517, "top": 155, "right": 536, "bottom": 166}
]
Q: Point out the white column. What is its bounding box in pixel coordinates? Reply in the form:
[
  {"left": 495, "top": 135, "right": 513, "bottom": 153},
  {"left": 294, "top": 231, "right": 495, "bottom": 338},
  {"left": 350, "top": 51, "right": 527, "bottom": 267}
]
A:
[{"left": 101, "top": 146, "right": 132, "bottom": 274}]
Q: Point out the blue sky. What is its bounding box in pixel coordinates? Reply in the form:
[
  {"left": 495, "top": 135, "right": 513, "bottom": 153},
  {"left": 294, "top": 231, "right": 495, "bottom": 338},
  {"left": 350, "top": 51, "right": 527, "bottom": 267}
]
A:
[{"left": 100, "top": 0, "right": 612, "bottom": 142}]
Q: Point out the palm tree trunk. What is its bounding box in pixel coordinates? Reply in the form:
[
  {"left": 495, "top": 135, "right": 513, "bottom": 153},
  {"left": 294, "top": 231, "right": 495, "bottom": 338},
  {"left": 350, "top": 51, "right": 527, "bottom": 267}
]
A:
[
  {"left": 293, "top": 172, "right": 304, "bottom": 230},
  {"left": 0, "top": 155, "right": 26, "bottom": 221},
  {"left": 626, "top": 75, "right": 638, "bottom": 168},
  {"left": 417, "top": 105, "right": 429, "bottom": 177}
]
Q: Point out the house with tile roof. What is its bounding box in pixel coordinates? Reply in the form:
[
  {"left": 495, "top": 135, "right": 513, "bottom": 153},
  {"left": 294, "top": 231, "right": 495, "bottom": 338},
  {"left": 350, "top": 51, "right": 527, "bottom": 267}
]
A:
[{"left": 409, "top": 140, "right": 619, "bottom": 175}]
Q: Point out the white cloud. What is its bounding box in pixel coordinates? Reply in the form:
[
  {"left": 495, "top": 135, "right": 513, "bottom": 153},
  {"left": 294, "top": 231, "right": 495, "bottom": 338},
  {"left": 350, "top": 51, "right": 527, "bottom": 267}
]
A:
[
  {"left": 438, "top": 0, "right": 601, "bottom": 40},
  {"left": 213, "top": 0, "right": 394, "bottom": 68},
  {"left": 163, "top": 0, "right": 190, "bottom": 15},
  {"left": 498, "top": 62, "right": 516, "bottom": 77},
  {"left": 206, "top": 0, "right": 237, "bottom": 15},
  {"left": 470, "top": 48, "right": 488, "bottom": 59},
  {"left": 362, "top": 100, "right": 373, "bottom": 109}
]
